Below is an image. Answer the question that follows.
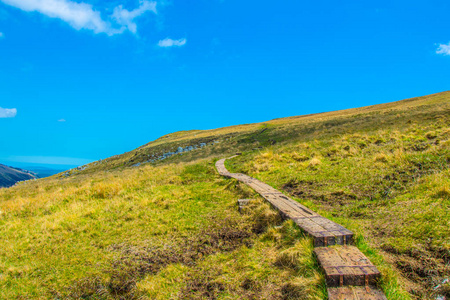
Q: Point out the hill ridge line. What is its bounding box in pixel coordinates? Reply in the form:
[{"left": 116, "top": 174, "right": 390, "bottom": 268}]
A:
[{"left": 216, "top": 156, "right": 387, "bottom": 300}]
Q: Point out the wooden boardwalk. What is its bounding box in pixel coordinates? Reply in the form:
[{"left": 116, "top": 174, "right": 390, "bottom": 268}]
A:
[{"left": 216, "top": 157, "right": 387, "bottom": 300}]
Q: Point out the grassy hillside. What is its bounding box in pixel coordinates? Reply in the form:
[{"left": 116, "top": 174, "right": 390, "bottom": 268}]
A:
[
  {"left": 1, "top": 91, "right": 449, "bottom": 299},
  {"left": 0, "top": 161, "right": 326, "bottom": 299},
  {"left": 67, "top": 91, "right": 449, "bottom": 176},
  {"left": 226, "top": 115, "right": 450, "bottom": 299},
  {"left": 0, "top": 164, "right": 37, "bottom": 188}
]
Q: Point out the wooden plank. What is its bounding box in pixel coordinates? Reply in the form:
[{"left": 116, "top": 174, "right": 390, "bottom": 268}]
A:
[
  {"left": 324, "top": 230, "right": 353, "bottom": 246},
  {"left": 215, "top": 157, "right": 354, "bottom": 246},
  {"left": 260, "top": 192, "right": 318, "bottom": 217},
  {"left": 261, "top": 193, "right": 311, "bottom": 218},
  {"left": 313, "top": 217, "right": 347, "bottom": 231},
  {"left": 353, "top": 286, "right": 388, "bottom": 300},
  {"left": 328, "top": 286, "right": 387, "bottom": 300},
  {"left": 282, "top": 199, "right": 317, "bottom": 216},
  {"left": 314, "top": 246, "right": 381, "bottom": 287},
  {"left": 328, "top": 286, "right": 356, "bottom": 300},
  {"left": 293, "top": 217, "right": 328, "bottom": 233},
  {"left": 310, "top": 218, "right": 354, "bottom": 246},
  {"left": 292, "top": 218, "right": 352, "bottom": 247},
  {"left": 216, "top": 156, "right": 387, "bottom": 299},
  {"left": 251, "top": 184, "right": 277, "bottom": 194}
]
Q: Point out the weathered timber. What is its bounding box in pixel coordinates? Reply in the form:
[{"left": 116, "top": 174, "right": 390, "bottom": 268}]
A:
[
  {"left": 216, "top": 156, "right": 387, "bottom": 299},
  {"left": 293, "top": 217, "right": 353, "bottom": 247},
  {"left": 314, "top": 246, "right": 381, "bottom": 287},
  {"left": 328, "top": 286, "right": 387, "bottom": 300},
  {"left": 215, "top": 158, "right": 353, "bottom": 246}
]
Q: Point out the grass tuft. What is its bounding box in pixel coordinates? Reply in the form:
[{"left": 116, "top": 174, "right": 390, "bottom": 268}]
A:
[{"left": 1, "top": 91, "right": 449, "bottom": 299}]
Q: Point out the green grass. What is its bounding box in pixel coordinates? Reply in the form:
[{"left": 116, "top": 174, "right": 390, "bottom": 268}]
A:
[
  {"left": 226, "top": 114, "right": 449, "bottom": 299},
  {"left": 64, "top": 91, "right": 449, "bottom": 175},
  {"left": 0, "top": 161, "right": 325, "bottom": 299},
  {"left": 1, "top": 91, "right": 449, "bottom": 299}
]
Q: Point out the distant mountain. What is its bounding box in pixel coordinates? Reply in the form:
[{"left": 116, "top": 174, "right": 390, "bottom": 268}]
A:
[
  {"left": 0, "top": 162, "right": 73, "bottom": 179},
  {"left": 0, "top": 164, "right": 37, "bottom": 188},
  {"left": 22, "top": 166, "right": 66, "bottom": 178}
]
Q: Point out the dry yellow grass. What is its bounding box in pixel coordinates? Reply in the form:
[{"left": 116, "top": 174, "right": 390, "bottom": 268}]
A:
[{"left": 1, "top": 91, "right": 449, "bottom": 299}]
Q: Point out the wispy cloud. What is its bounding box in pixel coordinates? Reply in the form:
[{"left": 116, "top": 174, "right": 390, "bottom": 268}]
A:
[
  {"left": 158, "top": 38, "right": 186, "bottom": 47},
  {"left": 0, "top": 32, "right": 4, "bottom": 38},
  {"left": 0, "top": 107, "right": 17, "bottom": 118},
  {"left": 436, "top": 42, "right": 450, "bottom": 56},
  {"left": 58, "top": 119, "right": 66, "bottom": 122},
  {"left": 3, "top": 155, "right": 93, "bottom": 166},
  {"left": 0, "top": 0, "right": 157, "bottom": 36},
  {"left": 112, "top": 1, "right": 156, "bottom": 34}
]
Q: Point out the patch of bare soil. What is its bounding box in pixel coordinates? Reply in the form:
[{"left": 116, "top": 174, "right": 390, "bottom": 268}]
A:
[
  {"left": 282, "top": 157, "right": 448, "bottom": 210},
  {"left": 178, "top": 267, "right": 284, "bottom": 300},
  {"left": 61, "top": 202, "right": 284, "bottom": 300},
  {"left": 379, "top": 244, "right": 450, "bottom": 299},
  {"left": 62, "top": 217, "right": 254, "bottom": 300},
  {"left": 282, "top": 179, "right": 357, "bottom": 210},
  {"left": 280, "top": 165, "right": 450, "bottom": 299}
]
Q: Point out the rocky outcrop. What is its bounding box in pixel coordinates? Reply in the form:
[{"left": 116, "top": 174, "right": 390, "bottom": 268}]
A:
[{"left": 133, "top": 140, "right": 220, "bottom": 166}]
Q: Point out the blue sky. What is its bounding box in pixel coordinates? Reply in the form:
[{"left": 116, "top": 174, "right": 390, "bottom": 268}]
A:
[{"left": 0, "top": 0, "right": 449, "bottom": 168}]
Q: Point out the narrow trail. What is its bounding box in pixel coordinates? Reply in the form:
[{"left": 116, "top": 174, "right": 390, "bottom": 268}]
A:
[{"left": 216, "top": 156, "right": 387, "bottom": 300}]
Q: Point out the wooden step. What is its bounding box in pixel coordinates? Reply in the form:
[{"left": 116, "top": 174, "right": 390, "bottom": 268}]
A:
[
  {"left": 215, "top": 158, "right": 354, "bottom": 246},
  {"left": 216, "top": 156, "right": 387, "bottom": 300},
  {"left": 294, "top": 217, "right": 353, "bottom": 247},
  {"left": 328, "top": 286, "right": 387, "bottom": 300},
  {"left": 314, "top": 246, "right": 381, "bottom": 287}
]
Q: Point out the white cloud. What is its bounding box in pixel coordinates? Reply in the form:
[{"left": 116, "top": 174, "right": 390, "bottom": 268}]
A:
[
  {"left": 3, "top": 155, "right": 93, "bottom": 166},
  {"left": 0, "top": 107, "right": 17, "bottom": 118},
  {"left": 0, "top": 0, "right": 157, "bottom": 35},
  {"left": 158, "top": 37, "right": 186, "bottom": 47},
  {"left": 112, "top": 1, "right": 156, "bottom": 34},
  {"left": 58, "top": 119, "right": 66, "bottom": 122},
  {"left": 0, "top": 32, "right": 3, "bottom": 38},
  {"left": 436, "top": 42, "right": 450, "bottom": 56}
]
